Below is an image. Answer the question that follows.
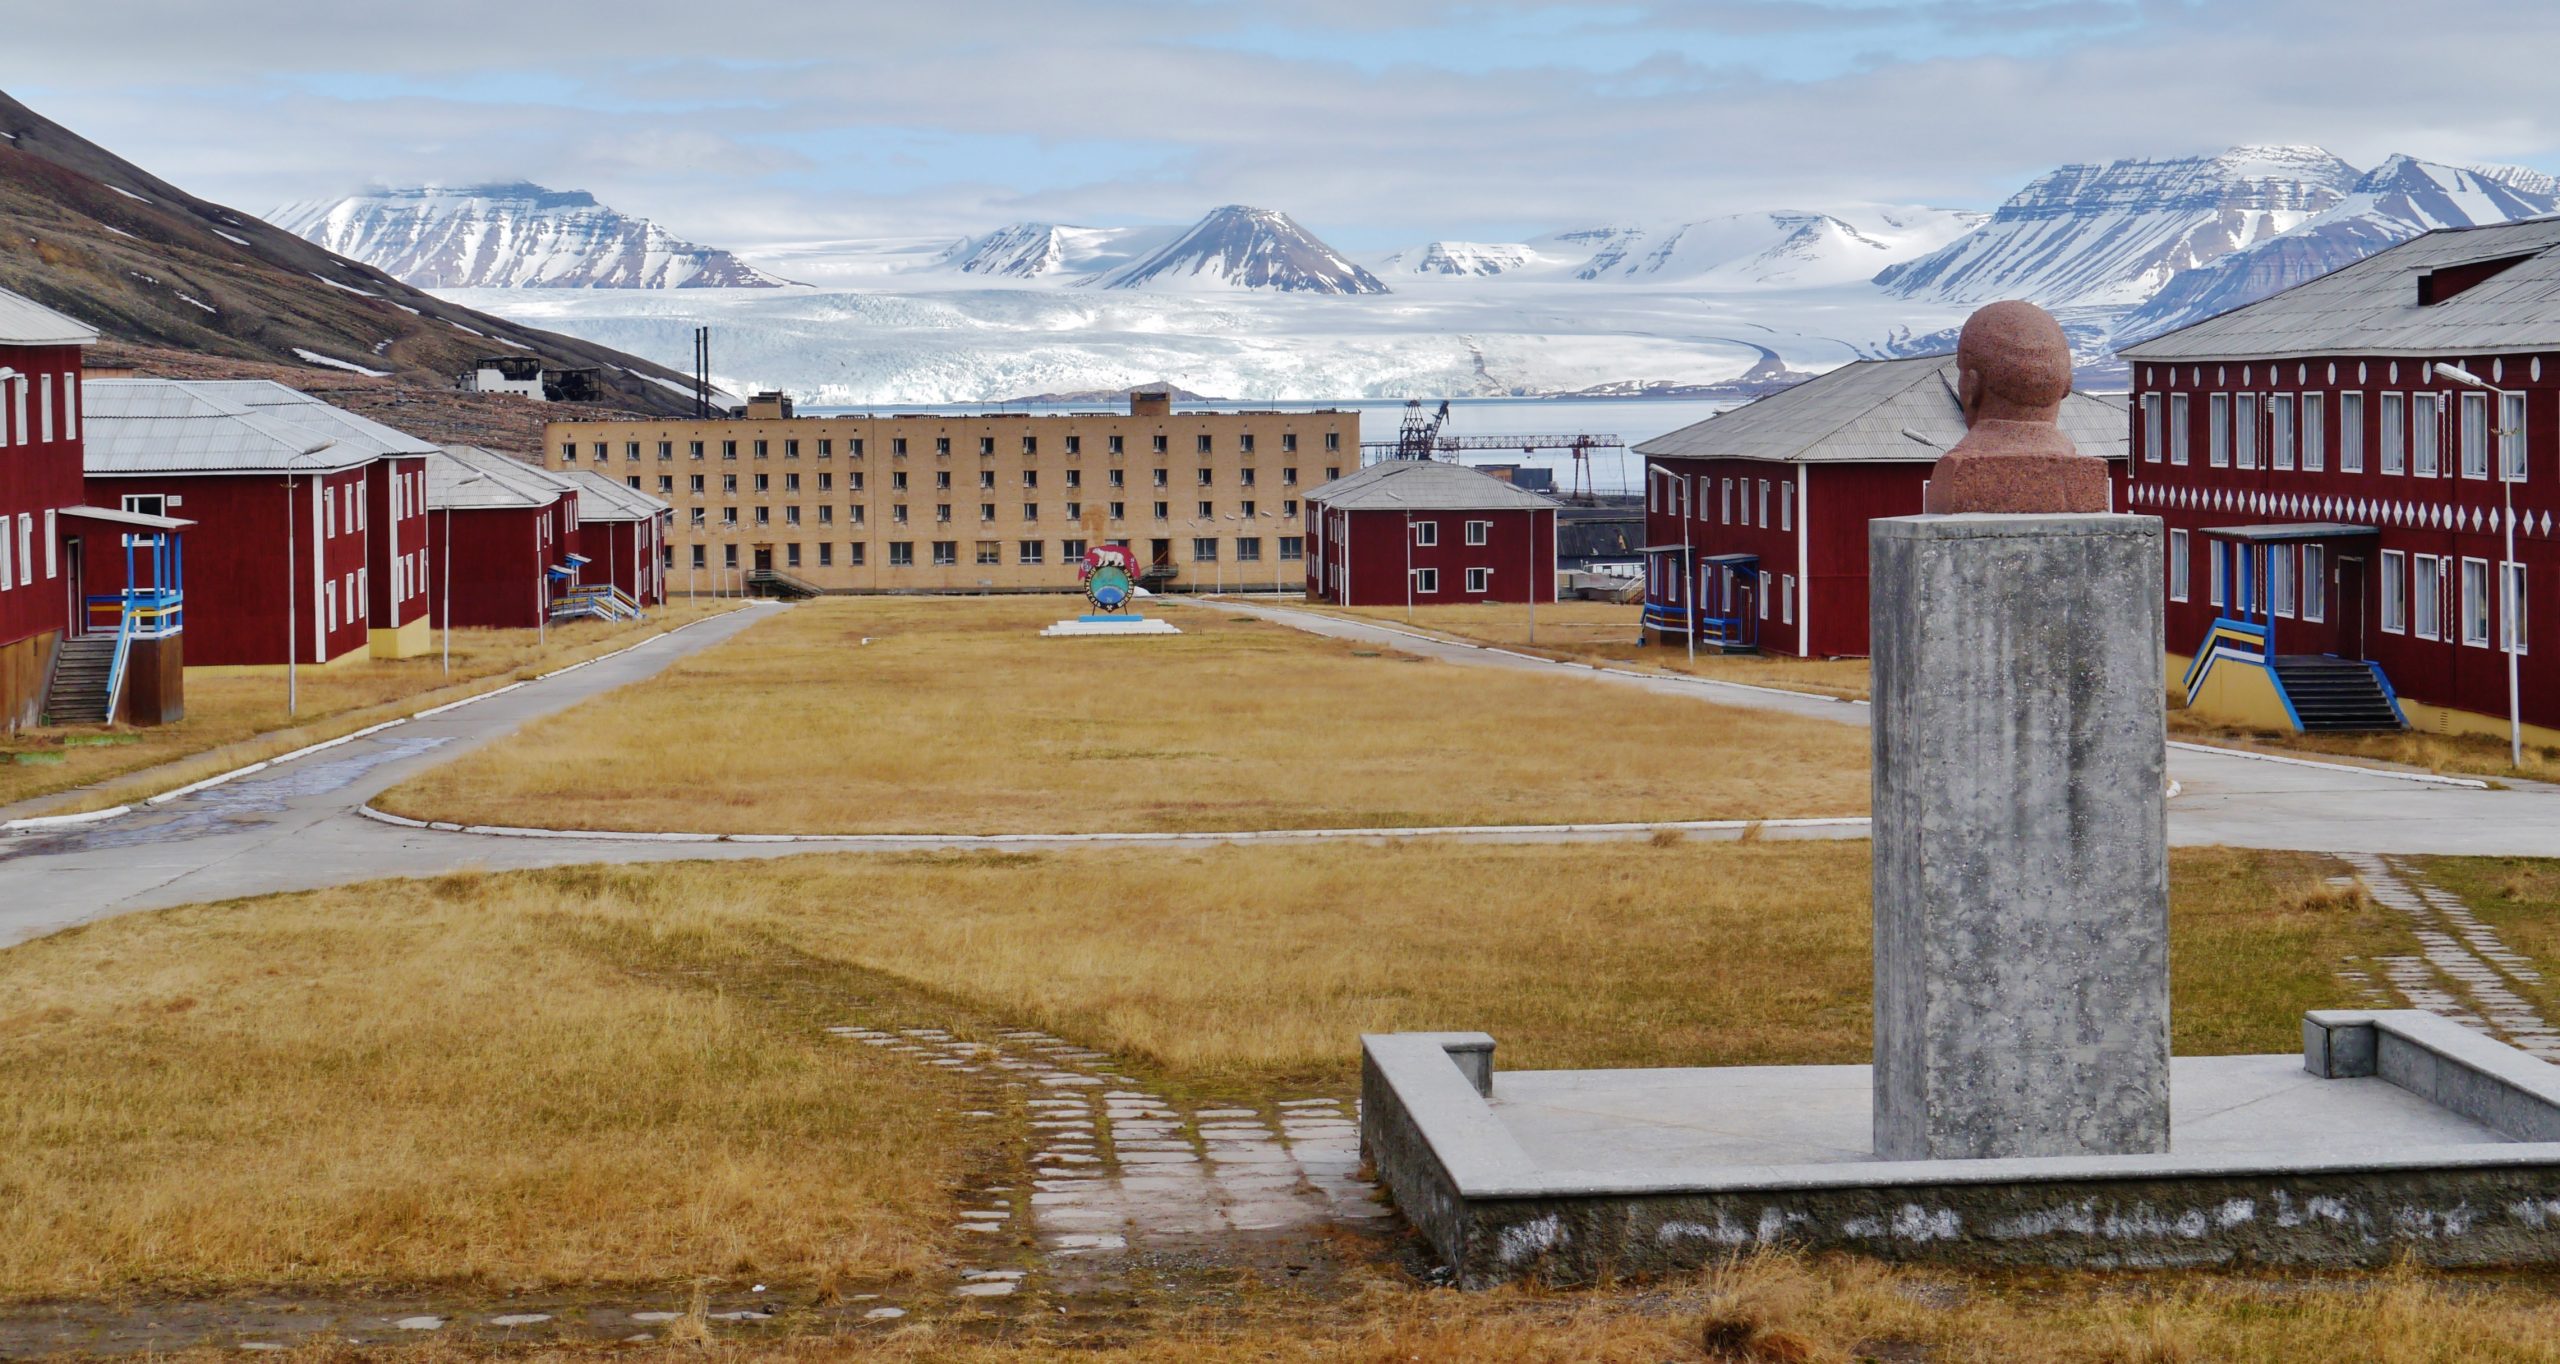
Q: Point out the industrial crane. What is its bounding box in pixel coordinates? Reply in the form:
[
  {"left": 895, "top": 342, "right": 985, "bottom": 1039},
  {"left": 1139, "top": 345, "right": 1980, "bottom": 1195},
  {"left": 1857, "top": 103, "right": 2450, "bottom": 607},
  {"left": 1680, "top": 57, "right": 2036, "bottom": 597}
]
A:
[{"left": 1360, "top": 399, "right": 1624, "bottom": 503}]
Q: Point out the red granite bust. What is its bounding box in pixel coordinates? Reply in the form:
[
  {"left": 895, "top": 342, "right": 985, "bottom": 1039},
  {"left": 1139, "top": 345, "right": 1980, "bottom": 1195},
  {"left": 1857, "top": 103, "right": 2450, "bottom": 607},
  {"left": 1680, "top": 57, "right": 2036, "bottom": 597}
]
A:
[{"left": 1921, "top": 300, "right": 2110, "bottom": 514}]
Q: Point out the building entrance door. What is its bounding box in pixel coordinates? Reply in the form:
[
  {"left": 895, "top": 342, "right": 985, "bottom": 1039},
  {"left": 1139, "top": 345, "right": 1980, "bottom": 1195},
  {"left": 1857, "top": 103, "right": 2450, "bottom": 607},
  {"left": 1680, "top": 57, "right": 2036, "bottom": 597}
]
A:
[
  {"left": 62, "top": 539, "right": 84, "bottom": 638},
  {"left": 2336, "top": 556, "right": 2367, "bottom": 659},
  {"left": 753, "top": 546, "right": 773, "bottom": 572},
  {"left": 1149, "top": 539, "right": 1172, "bottom": 569}
]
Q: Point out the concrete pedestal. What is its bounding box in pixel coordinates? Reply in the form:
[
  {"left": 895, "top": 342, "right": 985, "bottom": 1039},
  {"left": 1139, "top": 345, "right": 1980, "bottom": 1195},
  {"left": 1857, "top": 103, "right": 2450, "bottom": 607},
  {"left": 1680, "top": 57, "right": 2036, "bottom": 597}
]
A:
[
  {"left": 1040, "top": 615, "right": 1182, "bottom": 638},
  {"left": 1869, "top": 514, "right": 2168, "bottom": 1161}
]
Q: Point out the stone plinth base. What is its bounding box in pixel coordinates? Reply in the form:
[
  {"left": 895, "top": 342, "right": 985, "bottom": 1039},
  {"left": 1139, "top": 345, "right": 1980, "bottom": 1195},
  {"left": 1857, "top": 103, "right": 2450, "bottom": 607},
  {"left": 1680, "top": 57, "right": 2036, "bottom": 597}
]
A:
[
  {"left": 1361, "top": 1012, "right": 2560, "bottom": 1287},
  {"left": 1041, "top": 615, "right": 1182, "bottom": 638}
]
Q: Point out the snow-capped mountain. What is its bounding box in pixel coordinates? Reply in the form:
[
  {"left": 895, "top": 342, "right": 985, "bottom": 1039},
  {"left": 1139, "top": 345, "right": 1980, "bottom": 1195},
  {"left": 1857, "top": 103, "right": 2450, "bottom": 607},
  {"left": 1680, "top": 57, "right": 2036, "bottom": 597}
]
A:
[
  {"left": 2119, "top": 155, "right": 2560, "bottom": 341},
  {"left": 1562, "top": 208, "right": 1985, "bottom": 288},
  {"left": 1372, "top": 241, "right": 1551, "bottom": 277},
  {"left": 1875, "top": 145, "right": 2362, "bottom": 308},
  {"left": 271, "top": 183, "right": 790, "bottom": 289},
  {"left": 1089, "top": 205, "right": 1389, "bottom": 294},
  {"left": 935, "top": 222, "right": 1176, "bottom": 281}
]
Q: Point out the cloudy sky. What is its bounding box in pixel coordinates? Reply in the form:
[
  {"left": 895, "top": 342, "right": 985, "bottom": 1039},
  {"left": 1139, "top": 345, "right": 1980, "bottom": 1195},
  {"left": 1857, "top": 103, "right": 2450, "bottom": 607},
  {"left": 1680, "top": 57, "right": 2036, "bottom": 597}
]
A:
[{"left": 9, "top": 0, "right": 2560, "bottom": 253}]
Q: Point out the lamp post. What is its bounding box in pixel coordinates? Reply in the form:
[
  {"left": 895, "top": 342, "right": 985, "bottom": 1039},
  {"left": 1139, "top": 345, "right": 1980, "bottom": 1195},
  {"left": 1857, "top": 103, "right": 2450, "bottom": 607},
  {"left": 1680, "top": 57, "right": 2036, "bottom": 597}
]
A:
[
  {"left": 440, "top": 470, "right": 486, "bottom": 674},
  {"left": 2434, "top": 363, "right": 2524, "bottom": 770},
  {"left": 283, "top": 441, "right": 337, "bottom": 718}
]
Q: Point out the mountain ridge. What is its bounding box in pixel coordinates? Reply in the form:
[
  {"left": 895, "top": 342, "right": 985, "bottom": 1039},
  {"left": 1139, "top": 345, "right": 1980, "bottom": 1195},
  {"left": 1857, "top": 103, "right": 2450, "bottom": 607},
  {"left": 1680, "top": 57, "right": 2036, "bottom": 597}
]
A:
[{"left": 273, "top": 182, "right": 790, "bottom": 289}]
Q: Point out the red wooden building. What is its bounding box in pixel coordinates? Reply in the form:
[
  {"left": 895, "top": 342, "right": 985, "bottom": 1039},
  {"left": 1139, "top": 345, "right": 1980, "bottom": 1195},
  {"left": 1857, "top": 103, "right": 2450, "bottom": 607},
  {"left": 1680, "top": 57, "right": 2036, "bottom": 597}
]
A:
[
  {"left": 2118, "top": 217, "right": 2560, "bottom": 746},
  {"left": 1303, "top": 460, "right": 1560, "bottom": 606},
  {"left": 82, "top": 379, "right": 433, "bottom": 669},
  {"left": 423, "top": 445, "right": 579, "bottom": 629},
  {"left": 558, "top": 468, "right": 671, "bottom": 606},
  {"left": 1633, "top": 354, "right": 2127, "bottom": 657},
  {"left": 0, "top": 288, "right": 190, "bottom": 729}
]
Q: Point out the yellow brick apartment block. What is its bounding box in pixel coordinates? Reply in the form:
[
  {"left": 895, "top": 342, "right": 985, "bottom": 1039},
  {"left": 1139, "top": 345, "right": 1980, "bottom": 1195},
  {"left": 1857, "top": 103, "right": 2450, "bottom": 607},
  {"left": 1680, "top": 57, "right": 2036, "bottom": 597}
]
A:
[{"left": 543, "top": 392, "right": 1358, "bottom": 595}]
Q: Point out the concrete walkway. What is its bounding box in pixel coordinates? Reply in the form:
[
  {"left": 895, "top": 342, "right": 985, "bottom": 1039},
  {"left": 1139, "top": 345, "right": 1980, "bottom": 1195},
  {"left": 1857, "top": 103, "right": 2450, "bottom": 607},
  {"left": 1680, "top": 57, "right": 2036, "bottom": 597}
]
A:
[{"left": 1203, "top": 597, "right": 2560, "bottom": 859}]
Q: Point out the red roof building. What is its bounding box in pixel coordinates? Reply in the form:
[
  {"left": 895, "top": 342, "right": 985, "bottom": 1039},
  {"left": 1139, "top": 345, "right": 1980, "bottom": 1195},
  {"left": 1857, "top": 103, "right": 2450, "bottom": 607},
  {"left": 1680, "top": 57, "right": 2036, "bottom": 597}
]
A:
[
  {"left": 2119, "top": 218, "right": 2560, "bottom": 746},
  {"left": 1632, "top": 355, "right": 2127, "bottom": 657},
  {"left": 81, "top": 379, "right": 433, "bottom": 668},
  {"left": 1303, "top": 460, "right": 1560, "bottom": 607},
  {"left": 0, "top": 289, "right": 189, "bottom": 730}
]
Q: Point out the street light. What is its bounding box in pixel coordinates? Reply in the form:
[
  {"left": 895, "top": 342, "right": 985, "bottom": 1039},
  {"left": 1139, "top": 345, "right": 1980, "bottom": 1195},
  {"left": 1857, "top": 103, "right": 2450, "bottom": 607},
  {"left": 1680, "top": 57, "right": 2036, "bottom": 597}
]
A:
[
  {"left": 441, "top": 469, "right": 486, "bottom": 675},
  {"left": 2433, "top": 362, "right": 2524, "bottom": 770},
  {"left": 282, "top": 440, "right": 338, "bottom": 718}
]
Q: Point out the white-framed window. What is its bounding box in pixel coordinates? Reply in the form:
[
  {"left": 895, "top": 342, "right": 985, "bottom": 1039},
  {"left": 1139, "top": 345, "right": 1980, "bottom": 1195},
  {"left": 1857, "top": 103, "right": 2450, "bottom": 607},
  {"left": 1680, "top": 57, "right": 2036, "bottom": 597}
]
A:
[
  {"left": 2414, "top": 393, "right": 2442, "bottom": 477},
  {"left": 1758, "top": 479, "right": 1771, "bottom": 527},
  {"left": 2340, "top": 391, "right": 2364, "bottom": 473},
  {"left": 1779, "top": 481, "right": 1793, "bottom": 531},
  {"left": 2300, "top": 393, "right": 2325, "bottom": 473},
  {"left": 2461, "top": 392, "right": 2490, "bottom": 479},
  {"left": 2303, "top": 544, "right": 2326, "bottom": 623},
  {"left": 2503, "top": 392, "right": 2528, "bottom": 482},
  {"left": 1464, "top": 519, "right": 1490, "bottom": 546},
  {"left": 2169, "top": 528, "right": 2190, "bottom": 602},
  {"left": 2234, "top": 394, "right": 2259, "bottom": 469},
  {"left": 1721, "top": 478, "right": 1733, "bottom": 524},
  {"left": 2271, "top": 544, "right": 2295, "bottom": 617},
  {"left": 2414, "top": 553, "right": 2443, "bottom": 641},
  {"left": 2381, "top": 393, "right": 2407, "bottom": 474},
  {"left": 1780, "top": 573, "right": 1796, "bottom": 625},
  {"left": 14, "top": 512, "right": 28, "bottom": 588},
  {"left": 2141, "top": 393, "right": 2164, "bottom": 462},
  {"left": 2462, "top": 557, "right": 2493, "bottom": 646},
  {"left": 2169, "top": 393, "right": 2191, "bottom": 465},
  {"left": 1413, "top": 520, "right": 1437, "bottom": 547},
  {"left": 2209, "top": 393, "right": 2231, "bottom": 467},
  {"left": 2506, "top": 561, "right": 2530, "bottom": 656},
  {"left": 324, "top": 580, "right": 337, "bottom": 633},
  {"left": 2381, "top": 549, "right": 2407, "bottom": 633},
  {"left": 2209, "top": 540, "right": 2227, "bottom": 609},
  {"left": 0, "top": 516, "right": 11, "bottom": 590},
  {"left": 1465, "top": 566, "right": 1490, "bottom": 593},
  {"left": 2270, "top": 393, "right": 2294, "bottom": 471},
  {"left": 1413, "top": 567, "right": 1439, "bottom": 594},
  {"left": 43, "top": 509, "right": 55, "bottom": 578},
  {"left": 1757, "top": 571, "right": 1771, "bottom": 619}
]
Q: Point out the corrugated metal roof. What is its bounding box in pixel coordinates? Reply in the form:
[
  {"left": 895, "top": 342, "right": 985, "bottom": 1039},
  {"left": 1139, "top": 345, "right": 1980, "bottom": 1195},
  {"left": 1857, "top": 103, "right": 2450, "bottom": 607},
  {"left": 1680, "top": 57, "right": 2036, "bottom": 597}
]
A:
[
  {"left": 2119, "top": 217, "right": 2560, "bottom": 362},
  {"left": 557, "top": 467, "right": 672, "bottom": 522},
  {"left": 1305, "top": 459, "right": 1565, "bottom": 511},
  {"left": 0, "top": 286, "right": 98, "bottom": 347},
  {"left": 1632, "top": 354, "right": 2127, "bottom": 463},
  {"left": 83, "top": 378, "right": 432, "bottom": 475},
  {"left": 427, "top": 444, "right": 571, "bottom": 511}
]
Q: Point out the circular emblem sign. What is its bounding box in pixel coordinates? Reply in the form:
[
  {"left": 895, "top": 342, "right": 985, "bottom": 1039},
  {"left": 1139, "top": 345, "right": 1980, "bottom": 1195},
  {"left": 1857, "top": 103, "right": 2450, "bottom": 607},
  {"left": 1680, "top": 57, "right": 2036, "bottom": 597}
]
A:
[{"left": 1081, "top": 543, "right": 1141, "bottom": 614}]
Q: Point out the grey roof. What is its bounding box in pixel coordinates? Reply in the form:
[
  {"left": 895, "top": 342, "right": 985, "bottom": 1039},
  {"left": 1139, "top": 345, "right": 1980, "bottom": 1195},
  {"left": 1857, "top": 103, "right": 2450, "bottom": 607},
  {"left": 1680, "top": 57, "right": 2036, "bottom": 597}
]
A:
[
  {"left": 0, "top": 286, "right": 97, "bottom": 347},
  {"left": 427, "top": 445, "right": 573, "bottom": 511},
  {"left": 557, "top": 467, "right": 672, "bottom": 522},
  {"left": 1305, "top": 459, "right": 1564, "bottom": 511},
  {"left": 2199, "top": 522, "right": 2380, "bottom": 542},
  {"left": 2119, "top": 217, "right": 2560, "bottom": 363},
  {"left": 1632, "top": 354, "right": 2127, "bottom": 464},
  {"left": 83, "top": 378, "right": 433, "bottom": 475}
]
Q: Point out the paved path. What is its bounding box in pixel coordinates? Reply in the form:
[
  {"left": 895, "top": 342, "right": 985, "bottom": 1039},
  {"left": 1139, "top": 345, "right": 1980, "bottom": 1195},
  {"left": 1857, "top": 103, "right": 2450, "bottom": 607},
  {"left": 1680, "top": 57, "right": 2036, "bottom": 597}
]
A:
[{"left": 1205, "top": 598, "right": 2560, "bottom": 859}]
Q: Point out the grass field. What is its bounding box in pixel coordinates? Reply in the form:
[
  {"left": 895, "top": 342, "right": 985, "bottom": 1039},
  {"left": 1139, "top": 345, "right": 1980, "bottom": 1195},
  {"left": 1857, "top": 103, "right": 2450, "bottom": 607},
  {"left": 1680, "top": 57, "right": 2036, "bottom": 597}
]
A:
[
  {"left": 377, "top": 597, "right": 1873, "bottom": 835},
  {"left": 0, "top": 840, "right": 2402, "bottom": 1305},
  {"left": 0, "top": 599, "right": 740, "bottom": 816},
  {"left": 1295, "top": 599, "right": 1876, "bottom": 699}
]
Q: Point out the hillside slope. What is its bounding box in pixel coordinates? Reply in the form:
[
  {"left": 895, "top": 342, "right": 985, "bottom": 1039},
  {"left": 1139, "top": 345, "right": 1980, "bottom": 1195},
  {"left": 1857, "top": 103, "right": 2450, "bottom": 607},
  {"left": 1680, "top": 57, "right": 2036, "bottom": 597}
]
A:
[{"left": 0, "top": 90, "right": 699, "bottom": 414}]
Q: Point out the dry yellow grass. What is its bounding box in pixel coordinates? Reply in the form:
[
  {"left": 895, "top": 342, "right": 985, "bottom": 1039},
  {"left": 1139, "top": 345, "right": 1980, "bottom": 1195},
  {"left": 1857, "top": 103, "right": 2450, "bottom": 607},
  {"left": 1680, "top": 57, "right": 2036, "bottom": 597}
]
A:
[
  {"left": 1297, "top": 599, "right": 1876, "bottom": 699},
  {"left": 379, "top": 597, "right": 1873, "bottom": 834},
  {"left": 0, "top": 867, "right": 968, "bottom": 1300},
  {"left": 0, "top": 599, "right": 741, "bottom": 816}
]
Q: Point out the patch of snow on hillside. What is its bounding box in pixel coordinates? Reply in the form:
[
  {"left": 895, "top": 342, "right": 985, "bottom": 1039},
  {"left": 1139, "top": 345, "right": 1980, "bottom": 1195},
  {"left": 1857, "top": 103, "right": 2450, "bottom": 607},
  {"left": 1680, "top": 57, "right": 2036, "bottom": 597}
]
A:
[{"left": 292, "top": 348, "right": 391, "bottom": 377}]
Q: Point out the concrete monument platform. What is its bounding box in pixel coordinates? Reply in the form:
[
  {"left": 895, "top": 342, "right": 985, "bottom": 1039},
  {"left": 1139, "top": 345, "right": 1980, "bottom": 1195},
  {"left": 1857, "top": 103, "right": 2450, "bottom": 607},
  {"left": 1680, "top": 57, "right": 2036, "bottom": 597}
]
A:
[
  {"left": 1361, "top": 1011, "right": 2560, "bottom": 1284},
  {"left": 1041, "top": 614, "right": 1182, "bottom": 638}
]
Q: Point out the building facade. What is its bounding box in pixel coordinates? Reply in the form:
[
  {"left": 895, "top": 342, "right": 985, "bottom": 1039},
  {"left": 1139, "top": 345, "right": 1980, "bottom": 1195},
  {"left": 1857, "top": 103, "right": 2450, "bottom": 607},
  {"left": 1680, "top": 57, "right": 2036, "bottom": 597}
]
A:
[
  {"left": 0, "top": 294, "right": 97, "bottom": 728},
  {"left": 1303, "top": 460, "right": 1560, "bottom": 606},
  {"left": 540, "top": 391, "right": 1355, "bottom": 595},
  {"left": 82, "top": 379, "right": 434, "bottom": 668},
  {"left": 1634, "top": 355, "right": 2127, "bottom": 657},
  {"left": 423, "top": 445, "right": 579, "bottom": 630},
  {"left": 2119, "top": 219, "right": 2560, "bottom": 744},
  {"left": 558, "top": 468, "right": 671, "bottom": 606}
]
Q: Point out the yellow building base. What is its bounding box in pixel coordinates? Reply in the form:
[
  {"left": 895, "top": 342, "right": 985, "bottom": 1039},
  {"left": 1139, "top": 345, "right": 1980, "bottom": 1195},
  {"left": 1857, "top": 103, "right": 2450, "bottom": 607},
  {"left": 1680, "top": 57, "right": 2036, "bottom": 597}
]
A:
[
  {"left": 2398, "top": 697, "right": 2560, "bottom": 751},
  {"left": 189, "top": 642, "right": 375, "bottom": 678},
  {"left": 370, "top": 615, "right": 432, "bottom": 660},
  {"left": 2168, "top": 648, "right": 2299, "bottom": 731}
]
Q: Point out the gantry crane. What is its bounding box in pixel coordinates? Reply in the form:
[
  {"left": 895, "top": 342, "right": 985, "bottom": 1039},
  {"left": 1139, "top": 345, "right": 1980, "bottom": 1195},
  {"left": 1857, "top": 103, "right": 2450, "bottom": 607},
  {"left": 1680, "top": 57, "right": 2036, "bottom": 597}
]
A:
[{"left": 1360, "top": 400, "right": 1624, "bottom": 504}]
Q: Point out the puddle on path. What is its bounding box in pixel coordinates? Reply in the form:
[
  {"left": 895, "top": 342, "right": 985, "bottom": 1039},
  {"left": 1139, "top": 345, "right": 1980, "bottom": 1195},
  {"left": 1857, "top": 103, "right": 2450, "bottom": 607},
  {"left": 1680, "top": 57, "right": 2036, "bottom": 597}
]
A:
[{"left": 1, "top": 736, "right": 449, "bottom": 857}]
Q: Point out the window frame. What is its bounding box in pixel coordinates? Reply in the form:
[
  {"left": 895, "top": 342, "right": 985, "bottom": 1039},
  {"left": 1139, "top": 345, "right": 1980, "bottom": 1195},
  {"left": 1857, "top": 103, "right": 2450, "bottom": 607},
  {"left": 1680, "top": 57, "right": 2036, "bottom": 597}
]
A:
[
  {"left": 1412, "top": 566, "right": 1439, "bottom": 594},
  {"left": 1413, "top": 520, "right": 1439, "bottom": 547},
  {"left": 2168, "top": 528, "right": 2190, "bottom": 603},
  {"left": 2381, "top": 549, "right": 2407, "bottom": 634},
  {"left": 2303, "top": 544, "right": 2326, "bottom": 623}
]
